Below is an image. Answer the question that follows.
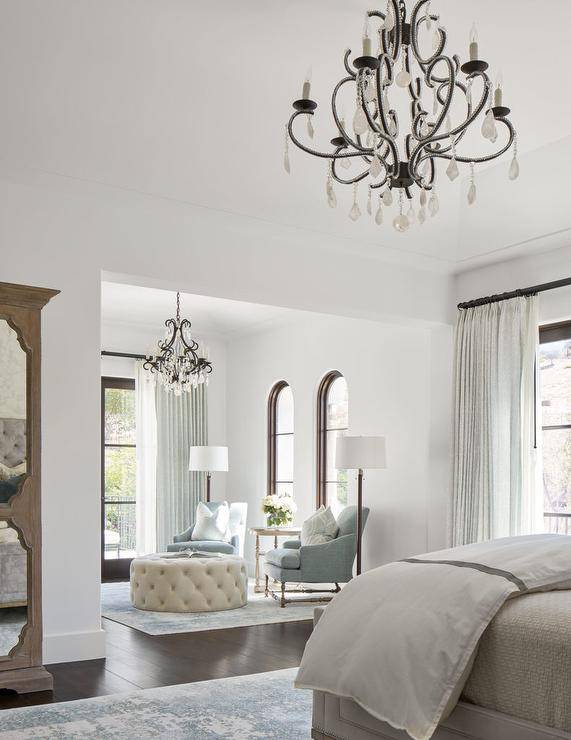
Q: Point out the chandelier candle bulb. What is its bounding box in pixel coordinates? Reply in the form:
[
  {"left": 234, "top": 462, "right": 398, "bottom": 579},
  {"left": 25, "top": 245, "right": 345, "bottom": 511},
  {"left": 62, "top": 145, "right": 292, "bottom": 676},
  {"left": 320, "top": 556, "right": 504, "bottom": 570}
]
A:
[
  {"left": 302, "top": 68, "right": 312, "bottom": 99},
  {"left": 362, "top": 35, "right": 373, "bottom": 56},
  {"left": 469, "top": 23, "right": 478, "bottom": 61}
]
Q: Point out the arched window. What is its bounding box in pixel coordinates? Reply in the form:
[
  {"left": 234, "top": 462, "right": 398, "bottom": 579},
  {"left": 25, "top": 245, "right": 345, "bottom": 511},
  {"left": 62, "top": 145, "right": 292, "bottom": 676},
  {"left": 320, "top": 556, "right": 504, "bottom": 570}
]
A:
[
  {"left": 316, "top": 372, "right": 348, "bottom": 514},
  {"left": 267, "top": 382, "right": 294, "bottom": 497}
]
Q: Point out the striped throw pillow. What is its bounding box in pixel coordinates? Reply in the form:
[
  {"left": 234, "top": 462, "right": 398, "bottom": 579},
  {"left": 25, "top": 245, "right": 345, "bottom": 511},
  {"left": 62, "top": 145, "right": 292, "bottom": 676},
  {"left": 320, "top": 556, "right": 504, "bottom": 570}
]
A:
[{"left": 301, "top": 506, "right": 338, "bottom": 546}]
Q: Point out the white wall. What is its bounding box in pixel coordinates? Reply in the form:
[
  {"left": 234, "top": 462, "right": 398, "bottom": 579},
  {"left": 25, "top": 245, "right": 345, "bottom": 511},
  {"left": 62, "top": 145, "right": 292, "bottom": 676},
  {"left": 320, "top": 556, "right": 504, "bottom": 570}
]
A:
[
  {"left": 100, "top": 320, "right": 227, "bottom": 499},
  {"left": 0, "top": 173, "right": 453, "bottom": 664},
  {"left": 225, "top": 313, "right": 453, "bottom": 573}
]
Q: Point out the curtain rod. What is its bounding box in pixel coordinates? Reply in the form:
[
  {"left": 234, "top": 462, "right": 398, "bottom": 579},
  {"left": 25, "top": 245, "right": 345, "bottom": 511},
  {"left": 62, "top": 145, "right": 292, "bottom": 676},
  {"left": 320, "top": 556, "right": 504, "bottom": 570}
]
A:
[
  {"left": 457, "top": 276, "right": 571, "bottom": 310},
  {"left": 101, "top": 350, "right": 146, "bottom": 360}
]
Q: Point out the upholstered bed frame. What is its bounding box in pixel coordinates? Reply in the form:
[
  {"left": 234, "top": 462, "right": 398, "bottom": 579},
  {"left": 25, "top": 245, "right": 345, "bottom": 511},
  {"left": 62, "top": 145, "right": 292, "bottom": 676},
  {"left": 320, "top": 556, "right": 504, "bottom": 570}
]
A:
[
  {"left": 0, "top": 417, "right": 27, "bottom": 606},
  {"left": 0, "top": 418, "right": 26, "bottom": 505},
  {"left": 310, "top": 608, "right": 571, "bottom": 740}
]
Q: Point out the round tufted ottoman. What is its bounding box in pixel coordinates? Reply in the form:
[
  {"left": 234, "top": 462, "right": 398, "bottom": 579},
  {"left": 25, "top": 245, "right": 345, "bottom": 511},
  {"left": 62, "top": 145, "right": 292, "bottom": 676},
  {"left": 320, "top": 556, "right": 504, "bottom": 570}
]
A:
[{"left": 130, "top": 555, "right": 248, "bottom": 613}]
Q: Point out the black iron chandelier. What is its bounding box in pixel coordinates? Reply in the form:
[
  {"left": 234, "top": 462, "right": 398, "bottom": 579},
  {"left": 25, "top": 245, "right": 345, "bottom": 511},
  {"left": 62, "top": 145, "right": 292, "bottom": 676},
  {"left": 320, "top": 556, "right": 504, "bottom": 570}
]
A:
[
  {"left": 284, "top": 0, "right": 518, "bottom": 232},
  {"left": 143, "top": 292, "right": 212, "bottom": 395}
]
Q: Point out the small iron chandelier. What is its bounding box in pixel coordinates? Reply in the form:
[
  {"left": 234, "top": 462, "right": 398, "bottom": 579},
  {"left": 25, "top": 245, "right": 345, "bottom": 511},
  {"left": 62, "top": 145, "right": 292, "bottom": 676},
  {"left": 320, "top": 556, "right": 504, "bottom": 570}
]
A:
[
  {"left": 284, "top": 0, "right": 518, "bottom": 232},
  {"left": 143, "top": 292, "right": 212, "bottom": 395}
]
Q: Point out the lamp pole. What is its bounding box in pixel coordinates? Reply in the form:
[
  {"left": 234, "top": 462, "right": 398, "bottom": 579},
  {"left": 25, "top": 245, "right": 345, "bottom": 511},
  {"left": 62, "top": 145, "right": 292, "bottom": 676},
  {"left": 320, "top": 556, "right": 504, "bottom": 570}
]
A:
[
  {"left": 206, "top": 472, "right": 212, "bottom": 502},
  {"left": 356, "top": 468, "right": 363, "bottom": 576}
]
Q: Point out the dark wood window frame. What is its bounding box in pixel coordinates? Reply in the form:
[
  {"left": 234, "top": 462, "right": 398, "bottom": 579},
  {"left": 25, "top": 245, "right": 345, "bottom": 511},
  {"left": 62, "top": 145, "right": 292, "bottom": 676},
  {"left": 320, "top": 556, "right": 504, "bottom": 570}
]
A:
[
  {"left": 539, "top": 320, "right": 571, "bottom": 535},
  {"left": 101, "top": 376, "right": 136, "bottom": 581},
  {"left": 267, "top": 380, "right": 293, "bottom": 496},
  {"left": 316, "top": 370, "right": 347, "bottom": 509}
]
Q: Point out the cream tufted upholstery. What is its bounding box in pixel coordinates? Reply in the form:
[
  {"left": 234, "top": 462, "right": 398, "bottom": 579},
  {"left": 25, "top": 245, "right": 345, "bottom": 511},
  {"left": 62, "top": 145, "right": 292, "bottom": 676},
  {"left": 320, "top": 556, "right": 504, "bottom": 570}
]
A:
[
  {"left": 130, "top": 555, "right": 248, "bottom": 613},
  {"left": 0, "top": 419, "right": 26, "bottom": 469}
]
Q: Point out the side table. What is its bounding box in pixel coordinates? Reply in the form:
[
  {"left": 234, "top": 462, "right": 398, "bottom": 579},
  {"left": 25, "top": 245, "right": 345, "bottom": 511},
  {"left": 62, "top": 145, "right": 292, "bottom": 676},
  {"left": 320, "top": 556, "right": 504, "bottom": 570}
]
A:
[{"left": 249, "top": 526, "right": 301, "bottom": 593}]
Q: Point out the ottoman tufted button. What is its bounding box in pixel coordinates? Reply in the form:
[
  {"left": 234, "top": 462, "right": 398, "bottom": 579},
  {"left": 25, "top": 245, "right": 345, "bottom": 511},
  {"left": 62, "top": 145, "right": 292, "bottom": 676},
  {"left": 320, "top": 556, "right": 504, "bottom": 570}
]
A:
[
  {"left": 171, "top": 585, "right": 175, "bottom": 591},
  {"left": 160, "top": 570, "right": 165, "bottom": 576},
  {"left": 150, "top": 584, "right": 155, "bottom": 590}
]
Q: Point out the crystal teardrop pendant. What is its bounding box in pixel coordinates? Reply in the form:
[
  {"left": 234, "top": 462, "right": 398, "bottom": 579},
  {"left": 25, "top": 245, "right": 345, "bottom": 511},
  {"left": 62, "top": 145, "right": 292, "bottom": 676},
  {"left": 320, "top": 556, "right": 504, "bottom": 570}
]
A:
[
  {"left": 367, "top": 189, "right": 372, "bottom": 216},
  {"left": 420, "top": 189, "right": 427, "bottom": 206},
  {"left": 353, "top": 107, "right": 368, "bottom": 135},
  {"left": 340, "top": 157, "right": 352, "bottom": 170},
  {"left": 349, "top": 202, "right": 362, "bottom": 221},
  {"left": 508, "top": 155, "right": 520, "bottom": 180},
  {"left": 446, "top": 157, "right": 460, "bottom": 181},
  {"left": 383, "top": 10, "right": 395, "bottom": 31},
  {"left": 326, "top": 179, "right": 337, "bottom": 208},
  {"left": 389, "top": 118, "right": 398, "bottom": 137},
  {"left": 467, "top": 181, "right": 477, "bottom": 205},
  {"left": 365, "top": 130, "right": 374, "bottom": 148},
  {"left": 396, "top": 70, "right": 412, "bottom": 88},
  {"left": 420, "top": 119, "right": 429, "bottom": 138},
  {"left": 382, "top": 90, "right": 389, "bottom": 111},
  {"left": 428, "top": 192, "right": 439, "bottom": 216},
  {"left": 382, "top": 188, "right": 393, "bottom": 206},
  {"left": 283, "top": 149, "right": 290, "bottom": 174},
  {"left": 418, "top": 207, "right": 427, "bottom": 224},
  {"left": 481, "top": 110, "right": 496, "bottom": 140},
  {"left": 375, "top": 202, "right": 383, "bottom": 225},
  {"left": 307, "top": 116, "right": 315, "bottom": 139},
  {"left": 393, "top": 214, "right": 410, "bottom": 232},
  {"left": 369, "top": 156, "right": 382, "bottom": 178},
  {"left": 364, "top": 81, "right": 376, "bottom": 103}
]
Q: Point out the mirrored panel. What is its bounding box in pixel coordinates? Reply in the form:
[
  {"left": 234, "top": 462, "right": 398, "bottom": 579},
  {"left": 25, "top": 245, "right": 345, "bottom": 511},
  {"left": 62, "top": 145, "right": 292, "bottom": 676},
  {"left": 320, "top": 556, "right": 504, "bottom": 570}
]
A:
[
  {"left": 0, "top": 319, "right": 27, "bottom": 506},
  {"left": 0, "top": 521, "right": 28, "bottom": 656}
]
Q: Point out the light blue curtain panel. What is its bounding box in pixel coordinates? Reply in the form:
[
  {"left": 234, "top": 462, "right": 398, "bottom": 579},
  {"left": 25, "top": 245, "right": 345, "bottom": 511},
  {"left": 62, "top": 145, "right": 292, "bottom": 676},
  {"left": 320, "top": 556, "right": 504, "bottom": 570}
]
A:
[{"left": 155, "top": 386, "right": 208, "bottom": 552}]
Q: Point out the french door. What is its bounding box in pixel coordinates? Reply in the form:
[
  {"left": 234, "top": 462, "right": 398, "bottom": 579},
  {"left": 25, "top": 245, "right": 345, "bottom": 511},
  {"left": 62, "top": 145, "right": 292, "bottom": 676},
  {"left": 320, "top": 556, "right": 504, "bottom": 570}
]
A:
[{"left": 101, "top": 376, "right": 137, "bottom": 580}]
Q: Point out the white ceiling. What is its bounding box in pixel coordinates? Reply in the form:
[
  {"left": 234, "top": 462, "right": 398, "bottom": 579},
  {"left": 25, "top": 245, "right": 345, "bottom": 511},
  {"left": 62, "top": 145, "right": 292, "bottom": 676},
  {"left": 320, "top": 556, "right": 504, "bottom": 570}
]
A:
[
  {"left": 101, "top": 282, "right": 304, "bottom": 338},
  {"left": 1, "top": 0, "right": 570, "bottom": 272}
]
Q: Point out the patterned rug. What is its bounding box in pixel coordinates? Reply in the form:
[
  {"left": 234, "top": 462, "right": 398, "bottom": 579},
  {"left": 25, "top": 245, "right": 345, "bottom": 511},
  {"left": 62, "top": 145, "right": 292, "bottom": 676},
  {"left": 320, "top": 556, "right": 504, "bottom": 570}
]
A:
[
  {"left": 101, "top": 581, "right": 315, "bottom": 635},
  {"left": 0, "top": 668, "right": 311, "bottom": 739}
]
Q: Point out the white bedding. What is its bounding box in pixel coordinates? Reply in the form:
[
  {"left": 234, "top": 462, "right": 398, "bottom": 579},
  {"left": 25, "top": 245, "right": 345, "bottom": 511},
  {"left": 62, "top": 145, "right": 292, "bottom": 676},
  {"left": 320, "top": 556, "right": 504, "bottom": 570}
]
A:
[{"left": 295, "top": 534, "right": 571, "bottom": 740}]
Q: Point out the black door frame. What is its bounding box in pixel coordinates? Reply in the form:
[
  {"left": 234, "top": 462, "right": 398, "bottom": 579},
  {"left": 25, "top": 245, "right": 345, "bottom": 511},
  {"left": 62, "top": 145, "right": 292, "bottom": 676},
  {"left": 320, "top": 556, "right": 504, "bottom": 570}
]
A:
[{"left": 101, "top": 376, "right": 136, "bottom": 581}]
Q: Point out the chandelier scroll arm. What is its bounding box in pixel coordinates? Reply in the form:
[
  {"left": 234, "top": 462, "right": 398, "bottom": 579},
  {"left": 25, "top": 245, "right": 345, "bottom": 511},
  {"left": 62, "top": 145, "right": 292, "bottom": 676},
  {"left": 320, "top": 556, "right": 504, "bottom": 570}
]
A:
[
  {"left": 332, "top": 76, "right": 375, "bottom": 154},
  {"left": 343, "top": 48, "right": 357, "bottom": 79},
  {"left": 410, "top": 0, "right": 446, "bottom": 66},
  {"left": 287, "top": 112, "right": 367, "bottom": 161},
  {"left": 428, "top": 118, "right": 516, "bottom": 165}
]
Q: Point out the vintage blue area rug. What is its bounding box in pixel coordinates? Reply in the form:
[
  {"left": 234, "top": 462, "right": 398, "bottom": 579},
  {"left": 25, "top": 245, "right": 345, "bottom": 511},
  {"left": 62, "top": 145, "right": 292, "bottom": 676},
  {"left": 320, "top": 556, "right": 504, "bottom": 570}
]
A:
[
  {"left": 0, "top": 668, "right": 311, "bottom": 739},
  {"left": 101, "top": 581, "right": 315, "bottom": 635}
]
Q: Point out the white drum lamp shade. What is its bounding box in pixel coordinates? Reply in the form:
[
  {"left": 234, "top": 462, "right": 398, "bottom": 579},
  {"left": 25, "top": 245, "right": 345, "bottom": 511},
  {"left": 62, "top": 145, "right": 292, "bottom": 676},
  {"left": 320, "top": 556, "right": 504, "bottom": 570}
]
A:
[
  {"left": 189, "top": 446, "right": 228, "bottom": 503},
  {"left": 335, "top": 436, "right": 387, "bottom": 471},
  {"left": 189, "top": 445, "right": 229, "bottom": 472}
]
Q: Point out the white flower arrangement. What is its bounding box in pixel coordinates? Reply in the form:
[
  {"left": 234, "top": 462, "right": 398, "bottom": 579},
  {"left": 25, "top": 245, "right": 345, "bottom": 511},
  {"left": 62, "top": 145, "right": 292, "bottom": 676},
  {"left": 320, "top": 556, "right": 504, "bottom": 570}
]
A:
[{"left": 262, "top": 491, "right": 297, "bottom": 527}]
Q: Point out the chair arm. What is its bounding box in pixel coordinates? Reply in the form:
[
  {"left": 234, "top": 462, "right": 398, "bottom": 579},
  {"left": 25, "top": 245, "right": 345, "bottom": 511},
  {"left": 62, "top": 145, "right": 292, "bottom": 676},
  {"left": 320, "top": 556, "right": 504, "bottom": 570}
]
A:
[
  {"left": 173, "top": 525, "right": 195, "bottom": 543},
  {"left": 299, "top": 534, "right": 356, "bottom": 583},
  {"left": 230, "top": 534, "right": 240, "bottom": 552},
  {"left": 283, "top": 539, "right": 301, "bottom": 550}
]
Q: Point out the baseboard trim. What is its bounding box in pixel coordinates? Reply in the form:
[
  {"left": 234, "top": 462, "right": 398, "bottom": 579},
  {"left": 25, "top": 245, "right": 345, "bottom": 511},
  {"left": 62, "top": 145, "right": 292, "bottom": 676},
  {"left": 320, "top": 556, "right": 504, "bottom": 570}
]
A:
[{"left": 43, "top": 628, "right": 106, "bottom": 664}]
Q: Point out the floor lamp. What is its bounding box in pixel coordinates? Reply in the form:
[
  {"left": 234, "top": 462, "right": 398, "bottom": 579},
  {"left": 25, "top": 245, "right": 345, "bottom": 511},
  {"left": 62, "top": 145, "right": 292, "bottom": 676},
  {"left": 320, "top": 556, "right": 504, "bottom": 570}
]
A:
[
  {"left": 189, "top": 446, "right": 228, "bottom": 502},
  {"left": 335, "top": 435, "right": 387, "bottom": 576}
]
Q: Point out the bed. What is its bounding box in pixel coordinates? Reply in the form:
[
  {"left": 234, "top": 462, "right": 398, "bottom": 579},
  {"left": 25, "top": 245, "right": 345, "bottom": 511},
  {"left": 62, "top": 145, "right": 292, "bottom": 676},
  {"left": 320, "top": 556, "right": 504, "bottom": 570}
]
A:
[
  {"left": 300, "top": 536, "right": 571, "bottom": 740},
  {"left": 311, "top": 591, "right": 571, "bottom": 739}
]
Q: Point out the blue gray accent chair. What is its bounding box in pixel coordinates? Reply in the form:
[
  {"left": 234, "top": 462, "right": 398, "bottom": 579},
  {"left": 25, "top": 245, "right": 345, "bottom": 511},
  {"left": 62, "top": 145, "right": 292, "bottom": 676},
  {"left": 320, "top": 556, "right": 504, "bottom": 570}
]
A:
[
  {"left": 264, "top": 505, "right": 369, "bottom": 607},
  {"left": 167, "top": 501, "right": 247, "bottom": 556}
]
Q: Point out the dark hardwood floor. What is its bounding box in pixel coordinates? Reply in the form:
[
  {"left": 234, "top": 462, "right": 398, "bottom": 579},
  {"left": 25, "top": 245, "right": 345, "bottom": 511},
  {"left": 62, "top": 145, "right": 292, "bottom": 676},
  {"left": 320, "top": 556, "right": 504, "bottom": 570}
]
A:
[{"left": 0, "top": 616, "right": 312, "bottom": 710}]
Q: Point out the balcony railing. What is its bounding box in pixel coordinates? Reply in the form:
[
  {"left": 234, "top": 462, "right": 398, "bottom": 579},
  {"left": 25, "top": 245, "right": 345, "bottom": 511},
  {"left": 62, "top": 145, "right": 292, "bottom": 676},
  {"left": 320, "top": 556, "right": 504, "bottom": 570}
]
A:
[{"left": 544, "top": 512, "right": 571, "bottom": 535}]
